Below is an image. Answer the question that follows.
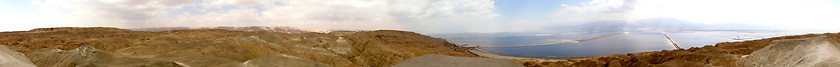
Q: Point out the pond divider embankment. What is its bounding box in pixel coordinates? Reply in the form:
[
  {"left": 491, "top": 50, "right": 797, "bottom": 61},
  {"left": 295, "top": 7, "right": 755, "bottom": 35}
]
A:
[
  {"left": 459, "top": 32, "right": 632, "bottom": 59},
  {"left": 662, "top": 32, "right": 684, "bottom": 50},
  {"left": 477, "top": 32, "right": 629, "bottom": 48},
  {"left": 461, "top": 32, "right": 690, "bottom": 59}
]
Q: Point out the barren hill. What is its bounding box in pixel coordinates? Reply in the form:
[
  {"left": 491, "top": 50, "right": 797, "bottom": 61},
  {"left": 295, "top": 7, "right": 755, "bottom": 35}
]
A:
[
  {"left": 0, "top": 27, "right": 473, "bottom": 67},
  {"left": 129, "top": 26, "right": 332, "bottom": 33}
]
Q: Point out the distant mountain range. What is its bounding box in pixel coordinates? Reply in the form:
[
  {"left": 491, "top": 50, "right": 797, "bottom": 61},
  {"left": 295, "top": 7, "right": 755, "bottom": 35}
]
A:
[
  {"left": 549, "top": 18, "right": 779, "bottom": 32},
  {"left": 129, "top": 26, "right": 332, "bottom": 33}
]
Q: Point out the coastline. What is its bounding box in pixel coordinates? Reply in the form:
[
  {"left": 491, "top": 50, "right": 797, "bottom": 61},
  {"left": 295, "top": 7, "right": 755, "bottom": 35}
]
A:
[
  {"left": 451, "top": 31, "right": 840, "bottom": 66},
  {"left": 518, "top": 33, "right": 836, "bottom": 66}
]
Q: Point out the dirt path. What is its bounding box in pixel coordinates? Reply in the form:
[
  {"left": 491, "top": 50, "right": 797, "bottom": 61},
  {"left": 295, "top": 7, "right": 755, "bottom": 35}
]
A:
[{"left": 467, "top": 49, "right": 532, "bottom": 60}]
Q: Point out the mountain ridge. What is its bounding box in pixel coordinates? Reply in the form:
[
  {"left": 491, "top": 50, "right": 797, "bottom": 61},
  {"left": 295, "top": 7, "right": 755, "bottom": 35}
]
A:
[{"left": 129, "top": 26, "right": 332, "bottom": 33}]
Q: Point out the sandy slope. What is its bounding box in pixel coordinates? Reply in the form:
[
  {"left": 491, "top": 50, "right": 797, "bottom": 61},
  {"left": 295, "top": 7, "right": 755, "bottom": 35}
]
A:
[
  {"left": 0, "top": 45, "right": 35, "bottom": 67},
  {"left": 741, "top": 36, "right": 840, "bottom": 67}
]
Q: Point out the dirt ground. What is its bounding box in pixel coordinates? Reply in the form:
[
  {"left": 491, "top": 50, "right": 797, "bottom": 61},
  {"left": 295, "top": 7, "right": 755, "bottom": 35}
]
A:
[
  {"left": 518, "top": 33, "right": 840, "bottom": 67},
  {"left": 0, "top": 27, "right": 475, "bottom": 67},
  {"left": 741, "top": 36, "right": 840, "bottom": 67},
  {"left": 392, "top": 54, "right": 523, "bottom": 67}
]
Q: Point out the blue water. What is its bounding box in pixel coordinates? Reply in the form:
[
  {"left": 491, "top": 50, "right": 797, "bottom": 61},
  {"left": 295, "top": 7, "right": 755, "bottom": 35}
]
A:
[{"left": 430, "top": 31, "right": 837, "bottom": 59}]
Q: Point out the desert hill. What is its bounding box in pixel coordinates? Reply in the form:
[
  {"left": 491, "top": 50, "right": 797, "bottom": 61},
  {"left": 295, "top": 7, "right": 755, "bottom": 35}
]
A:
[
  {"left": 0, "top": 27, "right": 474, "bottom": 67},
  {"left": 129, "top": 26, "right": 332, "bottom": 33}
]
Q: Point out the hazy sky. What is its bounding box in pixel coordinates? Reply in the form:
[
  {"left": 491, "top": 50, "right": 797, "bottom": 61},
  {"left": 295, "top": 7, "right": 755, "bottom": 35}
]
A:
[{"left": 1, "top": 0, "right": 839, "bottom": 34}]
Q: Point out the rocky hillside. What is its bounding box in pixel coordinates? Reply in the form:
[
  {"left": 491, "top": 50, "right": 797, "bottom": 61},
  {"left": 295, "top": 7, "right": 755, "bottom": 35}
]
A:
[
  {"left": 129, "top": 26, "right": 332, "bottom": 33},
  {"left": 0, "top": 27, "right": 474, "bottom": 67}
]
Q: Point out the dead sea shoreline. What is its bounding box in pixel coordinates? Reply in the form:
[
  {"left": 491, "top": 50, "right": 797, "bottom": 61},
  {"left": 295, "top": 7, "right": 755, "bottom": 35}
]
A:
[
  {"left": 449, "top": 31, "right": 840, "bottom": 67},
  {"left": 513, "top": 33, "right": 838, "bottom": 67}
]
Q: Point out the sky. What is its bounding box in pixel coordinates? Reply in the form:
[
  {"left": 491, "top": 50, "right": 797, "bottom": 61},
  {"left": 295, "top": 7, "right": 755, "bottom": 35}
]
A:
[{"left": 1, "top": 0, "right": 839, "bottom": 34}]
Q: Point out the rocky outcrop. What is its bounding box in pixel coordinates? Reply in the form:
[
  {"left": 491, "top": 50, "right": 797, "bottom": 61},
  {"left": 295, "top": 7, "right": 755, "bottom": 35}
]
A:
[
  {"left": 741, "top": 36, "right": 840, "bottom": 67},
  {"left": 0, "top": 45, "right": 35, "bottom": 67},
  {"left": 341, "top": 30, "right": 476, "bottom": 66},
  {"left": 26, "top": 45, "right": 184, "bottom": 67}
]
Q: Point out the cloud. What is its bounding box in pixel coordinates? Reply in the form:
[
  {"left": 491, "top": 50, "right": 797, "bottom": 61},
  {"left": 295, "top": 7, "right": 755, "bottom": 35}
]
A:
[
  {"left": 14, "top": 0, "right": 839, "bottom": 33},
  {"left": 548, "top": 0, "right": 639, "bottom": 24},
  {"left": 23, "top": 0, "right": 500, "bottom": 34},
  {"left": 545, "top": 0, "right": 840, "bottom": 30}
]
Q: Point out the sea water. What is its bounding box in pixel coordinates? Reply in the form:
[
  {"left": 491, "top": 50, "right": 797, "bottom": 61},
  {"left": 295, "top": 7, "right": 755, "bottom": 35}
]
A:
[{"left": 430, "top": 31, "right": 835, "bottom": 59}]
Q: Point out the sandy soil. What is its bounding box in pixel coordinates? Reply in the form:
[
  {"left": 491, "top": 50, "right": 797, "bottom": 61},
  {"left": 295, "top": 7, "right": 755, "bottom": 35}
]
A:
[
  {"left": 0, "top": 45, "right": 35, "bottom": 67},
  {"left": 0, "top": 27, "right": 475, "bottom": 67},
  {"left": 740, "top": 36, "right": 840, "bottom": 67}
]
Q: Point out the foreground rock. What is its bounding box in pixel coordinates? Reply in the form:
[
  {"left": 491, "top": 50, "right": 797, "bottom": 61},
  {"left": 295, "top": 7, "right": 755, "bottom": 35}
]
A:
[
  {"left": 27, "top": 45, "right": 184, "bottom": 67},
  {"left": 0, "top": 45, "right": 35, "bottom": 67},
  {"left": 392, "top": 54, "right": 522, "bottom": 67},
  {"left": 741, "top": 36, "right": 840, "bottom": 67},
  {"left": 0, "top": 27, "right": 475, "bottom": 67}
]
